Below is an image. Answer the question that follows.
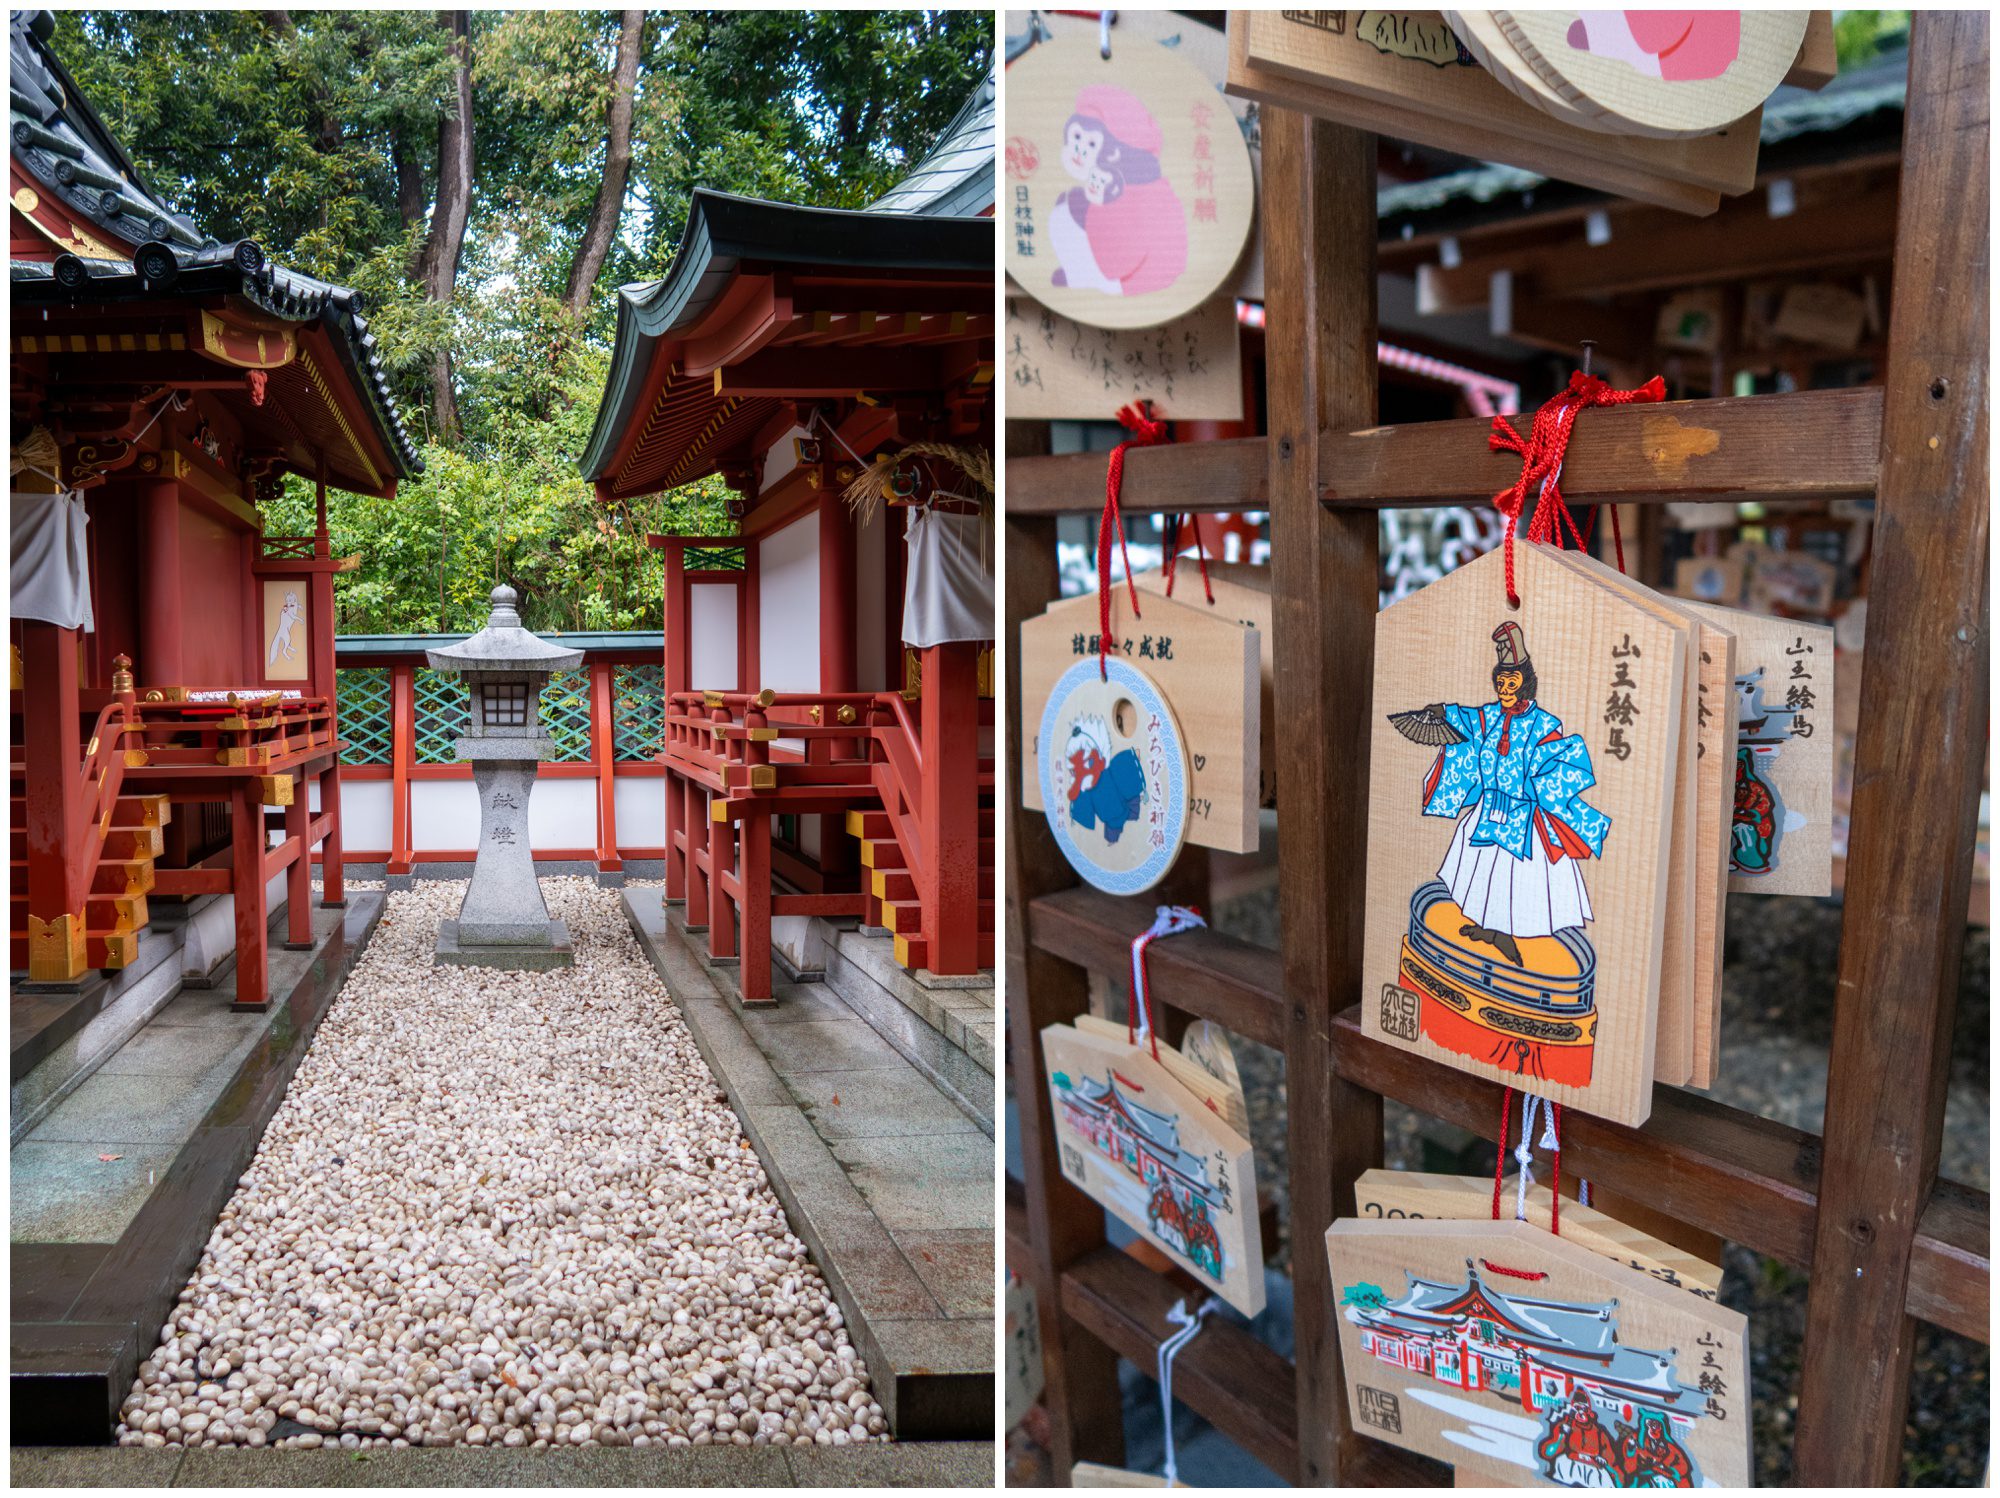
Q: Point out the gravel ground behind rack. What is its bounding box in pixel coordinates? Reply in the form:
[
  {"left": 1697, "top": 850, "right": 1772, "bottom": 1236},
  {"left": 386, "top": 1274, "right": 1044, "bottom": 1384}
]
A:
[{"left": 116, "top": 878, "right": 885, "bottom": 1453}]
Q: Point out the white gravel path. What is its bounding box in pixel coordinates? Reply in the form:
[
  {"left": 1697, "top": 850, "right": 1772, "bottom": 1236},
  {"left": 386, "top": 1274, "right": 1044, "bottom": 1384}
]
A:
[{"left": 117, "top": 877, "right": 885, "bottom": 1451}]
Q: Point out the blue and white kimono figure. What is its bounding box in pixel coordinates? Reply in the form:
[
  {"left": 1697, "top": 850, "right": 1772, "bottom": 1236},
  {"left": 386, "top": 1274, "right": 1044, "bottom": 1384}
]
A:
[{"left": 1421, "top": 700, "right": 1610, "bottom": 938}]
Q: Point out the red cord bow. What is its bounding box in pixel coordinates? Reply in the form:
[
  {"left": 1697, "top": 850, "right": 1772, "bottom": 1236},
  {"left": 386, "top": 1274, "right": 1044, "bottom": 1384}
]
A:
[
  {"left": 1098, "top": 401, "right": 1171, "bottom": 679},
  {"left": 1489, "top": 372, "right": 1665, "bottom": 605}
]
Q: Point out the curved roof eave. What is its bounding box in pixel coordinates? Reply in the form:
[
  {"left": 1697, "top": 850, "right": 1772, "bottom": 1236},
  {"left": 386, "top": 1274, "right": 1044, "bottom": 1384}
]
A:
[{"left": 578, "top": 187, "right": 993, "bottom": 482}]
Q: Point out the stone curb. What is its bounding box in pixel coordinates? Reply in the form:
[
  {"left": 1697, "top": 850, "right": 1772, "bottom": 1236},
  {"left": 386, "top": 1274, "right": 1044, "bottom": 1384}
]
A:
[{"left": 10, "top": 1440, "right": 994, "bottom": 1487}]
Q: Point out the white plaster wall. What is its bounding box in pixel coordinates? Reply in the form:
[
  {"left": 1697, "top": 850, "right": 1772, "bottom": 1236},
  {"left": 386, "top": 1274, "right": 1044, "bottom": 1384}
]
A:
[
  {"left": 335, "top": 779, "right": 393, "bottom": 854},
  {"left": 759, "top": 423, "right": 811, "bottom": 493},
  {"left": 689, "top": 582, "right": 738, "bottom": 691},
  {"left": 799, "top": 817, "right": 822, "bottom": 860},
  {"left": 614, "top": 776, "right": 666, "bottom": 851},
  {"left": 856, "top": 501, "right": 887, "bottom": 692},
  {"left": 411, "top": 779, "right": 481, "bottom": 852},
  {"left": 759, "top": 512, "right": 820, "bottom": 692},
  {"left": 528, "top": 779, "right": 597, "bottom": 851}
]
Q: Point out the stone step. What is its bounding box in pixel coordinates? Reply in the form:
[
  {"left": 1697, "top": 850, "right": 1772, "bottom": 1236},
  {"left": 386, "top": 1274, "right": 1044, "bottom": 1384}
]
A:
[{"left": 822, "top": 925, "right": 994, "bottom": 1127}]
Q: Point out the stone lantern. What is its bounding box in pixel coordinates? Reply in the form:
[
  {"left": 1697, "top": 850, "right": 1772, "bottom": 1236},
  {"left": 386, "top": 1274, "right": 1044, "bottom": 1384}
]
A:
[{"left": 426, "top": 584, "right": 584, "bottom": 969}]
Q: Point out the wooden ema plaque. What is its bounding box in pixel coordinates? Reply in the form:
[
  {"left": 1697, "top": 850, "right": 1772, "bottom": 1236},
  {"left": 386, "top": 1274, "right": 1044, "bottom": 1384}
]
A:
[
  {"left": 1557, "top": 550, "right": 1739, "bottom": 1089},
  {"left": 1496, "top": 10, "right": 1809, "bottom": 140},
  {"left": 1229, "top": 11, "right": 1747, "bottom": 216},
  {"left": 1678, "top": 602, "right": 1835, "bottom": 898},
  {"left": 1132, "top": 561, "right": 1275, "bottom": 806},
  {"left": 1042, "top": 1021, "right": 1266, "bottom": 1316},
  {"left": 1328, "top": 1218, "right": 1751, "bottom": 1488},
  {"left": 1003, "top": 292, "right": 1246, "bottom": 423},
  {"left": 1351, "top": 1170, "right": 1723, "bottom": 1303},
  {"left": 1022, "top": 586, "right": 1261, "bottom": 855},
  {"left": 1363, "top": 543, "right": 1684, "bottom": 1127},
  {"left": 1004, "top": 32, "right": 1256, "bottom": 329}
]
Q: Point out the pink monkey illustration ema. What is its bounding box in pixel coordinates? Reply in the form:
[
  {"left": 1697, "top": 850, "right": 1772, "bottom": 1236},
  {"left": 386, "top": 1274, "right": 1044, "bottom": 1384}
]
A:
[
  {"left": 1565, "top": 11, "right": 1742, "bottom": 82},
  {"left": 1046, "top": 84, "right": 1188, "bottom": 299}
]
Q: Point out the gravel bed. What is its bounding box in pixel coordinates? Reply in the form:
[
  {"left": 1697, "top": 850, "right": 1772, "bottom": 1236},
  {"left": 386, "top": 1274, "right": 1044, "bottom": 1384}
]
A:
[{"left": 117, "top": 878, "right": 884, "bottom": 1452}]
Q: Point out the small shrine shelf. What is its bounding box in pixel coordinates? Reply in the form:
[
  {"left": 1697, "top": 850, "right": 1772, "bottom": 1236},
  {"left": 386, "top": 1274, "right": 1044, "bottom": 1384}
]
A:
[{"left": 1005, "top": 13, "right": 1988, "bottom": 1488}]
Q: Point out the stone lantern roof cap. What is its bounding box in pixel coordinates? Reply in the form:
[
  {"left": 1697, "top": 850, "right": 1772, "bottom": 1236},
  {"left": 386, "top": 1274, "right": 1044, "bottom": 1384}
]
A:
[{"left": 424, "top": 586, "right": 585, "bottom": 674}]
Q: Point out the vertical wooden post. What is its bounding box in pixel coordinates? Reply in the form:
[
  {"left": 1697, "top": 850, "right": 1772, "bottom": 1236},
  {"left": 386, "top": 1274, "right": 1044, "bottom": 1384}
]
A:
[
  {"left": 741, "top": 545, "right": 760, "bottom": 693},
  {"left": 139, "top": 478, "right": 184, "bottom": 687},
  {"left": 1003, "top": 446, "right": 1125, "bottom": 1474},
  {"left": 282, "top": 788, "right": 312, "bottom": 947},
  {"left": 589, "top": 660, "right": 623, "bottom": 881},
  {"left": 388, "top": 663, "right": 415, "bottom": 881},
  {"left": 21, "top": 623, "right": 86, "bottom": 981},
  {"left": 684, "top": 777, "right": 710, "bottom": 931},
  {"left": 230, "top": 781, "right": 269, "bottom": 1010},
  {"left": 708, "top": 700, "right": 738, "bottom": 961},
  {"left": 818, "top": 498, "right": 856, "bottom": 878},
  {"left": 741, "top": 813, "right": 772, "bottom": 1001},
  {"left": 920, "top": 640, "right": 980, "bottom": 975},
  {"left": 662, "top": 542, "right": 688, "bottom": 906},
  {"left": 1795, "top": 15, "right": 1989, "bottom": 1483},
  {"left": 1263, "top": 107, "right": 1384, "bottom": 1487},
  {"left": 308, "top": 455, "right": 343, "bottom": 904},
  {"left": 319, "top": 761, "right": 345, "bottom": 907}
]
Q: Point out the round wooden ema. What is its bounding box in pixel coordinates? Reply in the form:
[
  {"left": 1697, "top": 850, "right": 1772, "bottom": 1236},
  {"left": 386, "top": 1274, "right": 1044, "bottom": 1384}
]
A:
[
  {"left": 1003, "top": 32, "right": 1254, "bottom": 330},
  {"left": 1038, "top": 655, "right": 1191, "bottom": 895},
  {"left": 1443, "top": 10, "right": 1603, "bottom": 131},
  {"left": 1495, "top": 10, "right": 1807, "bottom": 139}
]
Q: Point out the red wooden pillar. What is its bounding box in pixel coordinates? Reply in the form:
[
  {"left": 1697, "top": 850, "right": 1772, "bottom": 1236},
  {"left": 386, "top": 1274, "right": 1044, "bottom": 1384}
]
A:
[
  {"left": 139, "top": 478, "right": 184, "bottom": 687},
  {"left": 230, "top": 780, "right": 269, "bottom": 1010},
  {"left": 708, "top": 704, "right": 737, "bottom": 959},
  {"left": 818, "top": 498, "right": 857, "bottom": 876},
  {"left": 919, "top": 640, "right": 980, "bottom": 976},
  {"left": 684, "top": 777, "right": 709, "bottom": 931},
  {"left": 20, "top": 623, "right": 86, "bottom": 981},
  {"left": 740, "top": 814, "right": 771, "bottom": 1002},
  {"left": 282, "top": 787, "right": 312, "bottom": 948},
  {"left": 388, "top": 664, "right": 415, "bottom": 880},
  {"left": 318, "top": 760, "right": 345, "bottom": 907},
  {"left": 308, "top": 457, "right": 343, "bottom": 903},
  {"left": 590, "top": 660, "right": 622, "bottom": 881},
  {"left": 661, "top": 542, "right": 687, "bottom": 905},
  {"left": 741, "top": 538, "right": 761, "bottom": 693}
]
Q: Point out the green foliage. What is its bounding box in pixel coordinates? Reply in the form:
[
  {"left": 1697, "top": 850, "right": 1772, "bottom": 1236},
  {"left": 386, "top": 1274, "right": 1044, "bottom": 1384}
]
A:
[
  {"left": 46, "top": 10, "right": 992, "bottom": 634},
  {"left": 1832, "top": 11, "right": 1910, "bottom": 69}
]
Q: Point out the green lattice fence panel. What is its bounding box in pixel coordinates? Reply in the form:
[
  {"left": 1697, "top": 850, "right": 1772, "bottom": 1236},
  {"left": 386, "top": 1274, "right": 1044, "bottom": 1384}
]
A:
[
  {"left": 539, "top": 668, "right": 594, "bottom": 763},
  {"left": 335, "top": 669, "right": 393, "bottom": 766},
  {"left": 612, "top": 664, "right": 666, "bottom": 762},
  {"left": 414, "top": 667, "right": 469, "bottom": 765},
  {"left": 685, "top": 544, "right": 745, "bottom": 571}
]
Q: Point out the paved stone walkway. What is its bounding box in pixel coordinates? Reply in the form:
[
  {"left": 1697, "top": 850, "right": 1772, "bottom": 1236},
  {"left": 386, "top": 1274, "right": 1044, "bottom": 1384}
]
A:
[
  {"left": 12, "top": 902, "right": 351, "bottom": 1246},
  {"left": 13, "top": 1440, "right": 990, "bottom": 1487},
  {"left": 623, "top": 892, "right": 992, "bottom": 1440}
]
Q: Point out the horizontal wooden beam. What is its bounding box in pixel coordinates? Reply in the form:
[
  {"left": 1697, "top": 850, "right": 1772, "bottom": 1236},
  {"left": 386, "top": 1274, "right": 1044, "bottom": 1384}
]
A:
[
  {"left": 1321, "top": 386, "right": 1882, "bottom": 509},
  {"left": 1061, "top": 1248, "right": 1301, "bottom": 1485},
  {"left": 1027, "top": 886, "right": 1287, "bottom": 1049},
  {"left": 1330, "top": 1008, "right": 1989, "bottom": 1344},
  {"left": 1019, "top": 890, "right": 1987, "bottom": 1343},
  {"left": 1005, "top": 388, "right": 1881, "bottom": 517},
  {"left": 1418, "top": 179, "right": 1899, "bottom": 310},
  {"left": 715, "top": 345, "right": 939, "bottom": 399},
  {"left": 1003, "top": 435, "right": 1268, "bottom": 517}
]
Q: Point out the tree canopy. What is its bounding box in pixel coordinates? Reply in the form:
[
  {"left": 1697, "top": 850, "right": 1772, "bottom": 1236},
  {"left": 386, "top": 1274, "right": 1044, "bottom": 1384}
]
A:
[{"left": 50, "top": 9, "right": 992, "bottom": 633}]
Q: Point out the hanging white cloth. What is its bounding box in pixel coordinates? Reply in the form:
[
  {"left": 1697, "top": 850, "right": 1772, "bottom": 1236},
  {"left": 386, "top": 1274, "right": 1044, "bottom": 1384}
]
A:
[
  {"left": 902, "top": 504, "right": 993, "bottom": 647},
  {"left": 11, "top": 487, "right": 93, "bottom": 631}
]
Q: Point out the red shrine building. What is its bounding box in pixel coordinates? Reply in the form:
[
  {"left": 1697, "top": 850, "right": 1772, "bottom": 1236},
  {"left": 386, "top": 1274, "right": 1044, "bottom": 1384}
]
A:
[
  {"left": 580, "top": 73, "right": 996, "bottom": 1003},
  {"left": 9, "top": 11, "right": 420, "bottom": 1006}
]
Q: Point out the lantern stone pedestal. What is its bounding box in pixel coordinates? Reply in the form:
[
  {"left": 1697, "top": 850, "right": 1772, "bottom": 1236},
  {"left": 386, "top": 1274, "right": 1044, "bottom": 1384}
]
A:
[{"left": 425, "top": 585, "right": 583, "bottom": 971}]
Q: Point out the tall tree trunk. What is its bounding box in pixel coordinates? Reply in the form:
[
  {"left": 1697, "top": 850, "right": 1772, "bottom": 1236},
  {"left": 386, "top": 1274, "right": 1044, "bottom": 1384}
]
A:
[
  {"left": 562, "top": 9, "right": 645, "bottom": 319},
  {"left": 418, "top": 10, "right": 474, "bottom": 442},
  {"left": 391, "top": 125, "right": 426, "bottom": 260}
]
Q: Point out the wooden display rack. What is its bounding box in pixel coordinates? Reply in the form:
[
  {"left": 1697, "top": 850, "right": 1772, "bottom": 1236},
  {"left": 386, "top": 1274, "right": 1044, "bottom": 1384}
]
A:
[{"left": 1005, "top": 13, "right": 1987, "bottom": 1486}]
